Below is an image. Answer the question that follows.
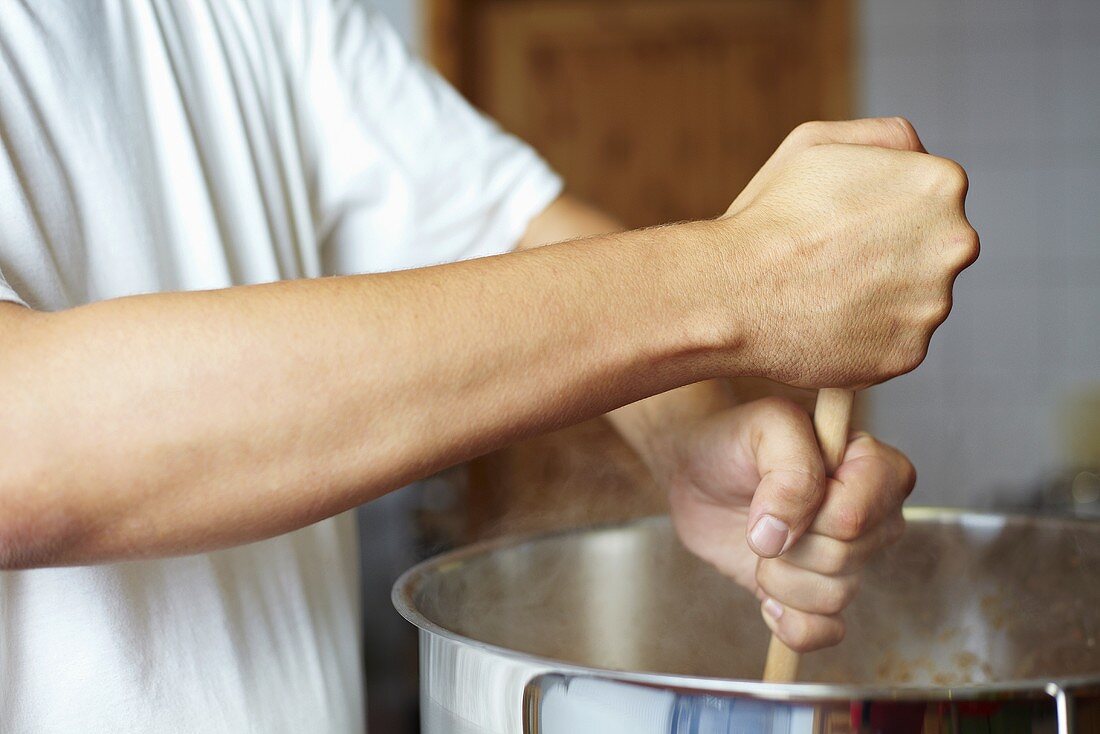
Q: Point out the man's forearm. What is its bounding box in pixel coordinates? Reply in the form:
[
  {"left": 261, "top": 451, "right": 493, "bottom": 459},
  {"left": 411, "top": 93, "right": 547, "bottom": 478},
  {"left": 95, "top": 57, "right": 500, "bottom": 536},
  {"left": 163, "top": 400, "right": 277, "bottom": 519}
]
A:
[
  {"left": 0, "top": 221, "right": 732, "bottom": 568},
  {"left": 516, "top": 196, "right": 739, "bottom": 471},
  {"left": 1, "top": 112, "right": 979, "bottom": 569}
]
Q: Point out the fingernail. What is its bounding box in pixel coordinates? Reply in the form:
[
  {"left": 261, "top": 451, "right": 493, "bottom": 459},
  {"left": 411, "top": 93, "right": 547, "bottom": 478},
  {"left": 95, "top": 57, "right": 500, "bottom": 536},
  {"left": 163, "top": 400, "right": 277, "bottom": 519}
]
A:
[
  {"left": 749, "top": 515, "right": 790, "bottom": 557},
  {"left": 763, "top": 598, "right": 784, "bottom": 620}
]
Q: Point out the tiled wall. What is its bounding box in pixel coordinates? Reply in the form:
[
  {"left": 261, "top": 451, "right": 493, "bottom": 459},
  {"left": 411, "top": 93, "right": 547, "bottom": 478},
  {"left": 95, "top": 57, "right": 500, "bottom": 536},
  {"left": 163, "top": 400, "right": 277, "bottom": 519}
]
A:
[{"left": 860, "top": 0, "right": 1100, "bottom": 506}]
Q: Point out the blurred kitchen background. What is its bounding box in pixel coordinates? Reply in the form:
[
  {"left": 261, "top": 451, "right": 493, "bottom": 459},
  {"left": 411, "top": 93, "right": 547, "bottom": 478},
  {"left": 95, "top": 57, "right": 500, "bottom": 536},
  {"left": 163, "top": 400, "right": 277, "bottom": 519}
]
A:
[{"left": 359, "top": 0, "right": 1100, "bottom": 730}]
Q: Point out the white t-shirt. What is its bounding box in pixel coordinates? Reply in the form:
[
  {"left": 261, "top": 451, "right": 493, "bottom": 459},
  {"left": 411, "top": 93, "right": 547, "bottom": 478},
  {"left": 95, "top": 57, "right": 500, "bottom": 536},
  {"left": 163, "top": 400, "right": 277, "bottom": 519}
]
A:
[{"left": 0, "top": 1, "right": 561, "bottom": 732}]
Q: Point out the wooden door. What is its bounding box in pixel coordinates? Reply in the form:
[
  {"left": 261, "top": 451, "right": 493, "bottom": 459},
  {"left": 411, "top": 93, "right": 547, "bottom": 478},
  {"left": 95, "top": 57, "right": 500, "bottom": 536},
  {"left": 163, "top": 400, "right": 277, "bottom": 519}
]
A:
[{"left": 426, "top": 0, "right": 854, "bottom": 540}]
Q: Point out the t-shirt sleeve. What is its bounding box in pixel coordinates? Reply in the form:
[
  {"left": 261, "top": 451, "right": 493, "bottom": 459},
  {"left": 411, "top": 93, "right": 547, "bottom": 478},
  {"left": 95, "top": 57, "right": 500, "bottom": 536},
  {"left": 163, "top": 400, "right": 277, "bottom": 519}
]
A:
[
  {"left": 0, "top": 267, "right": 27, "bottom": 307},
  {"left": 298, "top": 0, "right": 563, "bottom": 275}
]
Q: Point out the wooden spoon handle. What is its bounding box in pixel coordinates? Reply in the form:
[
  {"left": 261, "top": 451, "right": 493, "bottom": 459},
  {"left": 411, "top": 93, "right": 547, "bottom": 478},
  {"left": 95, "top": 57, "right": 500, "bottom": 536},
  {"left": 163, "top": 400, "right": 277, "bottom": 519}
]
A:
[
  {"left": 762, "top": 387, "right": 855, "bottom": 682},
  {"left": 813, "top": 387, "right": 855, "bottom": 476}
]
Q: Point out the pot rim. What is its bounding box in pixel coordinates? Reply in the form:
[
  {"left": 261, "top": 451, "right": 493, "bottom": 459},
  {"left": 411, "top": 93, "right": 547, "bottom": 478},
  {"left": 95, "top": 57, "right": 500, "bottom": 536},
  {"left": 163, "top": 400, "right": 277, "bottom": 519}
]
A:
[{"left": 392, "top": 506, "right": 1100, "bottom": 701}]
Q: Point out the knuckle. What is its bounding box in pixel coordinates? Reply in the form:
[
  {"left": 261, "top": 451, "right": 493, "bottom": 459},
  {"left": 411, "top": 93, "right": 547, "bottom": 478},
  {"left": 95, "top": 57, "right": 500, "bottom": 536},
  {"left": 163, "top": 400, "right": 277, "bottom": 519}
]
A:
[
  {"left": 827, "top": 543, "right": 856, "bottom": 574},
  {"left": 877, "top": 344, "right": 917, "bottom": 382},
  {"left": 783, "top": 614, "right": 846, "bottom": 653},
  {"left": 908, "top": 346, "right": 929, "bottom": 372},
  {"left": 891, "top": 116, "right": 918, "bottom": 144},
  {"left": 936, "top": 297, "right": 953, "bottom": 323},
  {"left": 817, "top": 577, "right": 858, "bottom": 615},
  {"left": 772, "top": 475, "right": 822, "bottom": 509},
  {"left": 956, "top": 225, "right": 981, "bottom": 267},
  {"left": 926, "top": 297, "right": 953, "bottom": 327},
  {"left": 894, "top": 340, "right": 928, "bottom": 376},
  {"left": 932, "top": 157, "right": 969, "bottom": 194},
  {"left": 791, "top": 120, "right": 826, "bottom": 145},
  {"left": 878, "top": 116, "right": 922, "bottom": 152},
  {"left": 783, "top": 617, "right": 816, "bottom": 652},
  {"left": 819, "top": 587, "right": 848, "bottom": 615},
  {"left": 899, "top": 457, "right": 917, "bottom": 497},
  {"left": 823, "top": 618, "right": 847, "bottom": 648},
  {"left": 857, "top": 433, "right": 882, "bottom": 453},
  {"left": 833, "top": 502, "right": 870, "bottom": 541}
]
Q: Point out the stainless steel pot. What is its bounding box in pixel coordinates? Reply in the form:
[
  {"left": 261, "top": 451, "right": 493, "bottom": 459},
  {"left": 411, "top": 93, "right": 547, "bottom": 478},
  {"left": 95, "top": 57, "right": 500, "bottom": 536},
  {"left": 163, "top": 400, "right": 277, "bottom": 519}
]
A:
[{"left": 392, "top": 508, "right": 1100, "bottom": 733}]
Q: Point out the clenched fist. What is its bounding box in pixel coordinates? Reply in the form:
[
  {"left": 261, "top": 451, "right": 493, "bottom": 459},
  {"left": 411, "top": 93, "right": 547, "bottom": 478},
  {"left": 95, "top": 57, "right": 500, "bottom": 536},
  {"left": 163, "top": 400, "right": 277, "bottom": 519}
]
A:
[
  {"left": 656, "top": 397, "right": 913, "bottom": 652},
  {"left": 703, "top": 117, "right": 977, "bottom": 388},
  {"left": 616, "top": 118, "right": 972, "bottom": 652}
]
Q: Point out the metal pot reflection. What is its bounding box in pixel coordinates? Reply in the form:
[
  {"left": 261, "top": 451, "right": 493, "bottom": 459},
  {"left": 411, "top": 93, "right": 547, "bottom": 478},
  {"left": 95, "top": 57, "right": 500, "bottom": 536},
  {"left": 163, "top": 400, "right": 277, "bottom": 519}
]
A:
[{"left": 394, "top": 509, "right": 1100, "bottom": 733}]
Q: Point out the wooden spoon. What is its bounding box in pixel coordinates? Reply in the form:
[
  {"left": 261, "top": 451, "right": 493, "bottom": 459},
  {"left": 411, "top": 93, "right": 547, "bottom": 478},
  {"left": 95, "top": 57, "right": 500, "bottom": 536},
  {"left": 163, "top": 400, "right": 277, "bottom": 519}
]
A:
[{"left": 762, "top": 387, "right": 855, "bottom": 682}]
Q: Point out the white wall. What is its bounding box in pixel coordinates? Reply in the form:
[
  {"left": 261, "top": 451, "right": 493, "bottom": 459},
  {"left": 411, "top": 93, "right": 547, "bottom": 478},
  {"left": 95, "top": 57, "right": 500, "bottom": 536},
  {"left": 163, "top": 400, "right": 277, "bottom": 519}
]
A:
[{"left": 860, "top": 0, "right": 1100, "bottom": 506}]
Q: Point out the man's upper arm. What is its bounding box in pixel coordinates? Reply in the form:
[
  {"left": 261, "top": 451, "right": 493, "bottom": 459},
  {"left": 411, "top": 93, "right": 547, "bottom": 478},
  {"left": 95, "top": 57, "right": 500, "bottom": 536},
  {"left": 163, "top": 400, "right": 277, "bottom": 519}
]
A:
[
  {"left": 0, "top": 301, "right": 36, "bottom": 343},
  {"left": 298, "top": 0, "right": 563, "bottom": 273},
  {"left": 0, "top": 263, "right": 34, "bottom": 339},
  {"left": 516, "top": 195, "right": 625, "bottom": 251}
]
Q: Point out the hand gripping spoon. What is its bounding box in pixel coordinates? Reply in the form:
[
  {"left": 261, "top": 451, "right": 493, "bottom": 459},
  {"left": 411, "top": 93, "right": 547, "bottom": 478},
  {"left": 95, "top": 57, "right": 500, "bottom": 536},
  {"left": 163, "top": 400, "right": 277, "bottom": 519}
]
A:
[{"left": 762, "top": 387, "right": 855, "bottom": 682}]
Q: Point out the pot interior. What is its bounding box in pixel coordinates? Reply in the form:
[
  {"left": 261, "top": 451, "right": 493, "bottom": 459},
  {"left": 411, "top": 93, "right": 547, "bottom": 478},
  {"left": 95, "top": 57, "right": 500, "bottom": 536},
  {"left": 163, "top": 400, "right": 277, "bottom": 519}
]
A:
[{"left": 403, "top": 509, "right": 1100, "bottom": 686}]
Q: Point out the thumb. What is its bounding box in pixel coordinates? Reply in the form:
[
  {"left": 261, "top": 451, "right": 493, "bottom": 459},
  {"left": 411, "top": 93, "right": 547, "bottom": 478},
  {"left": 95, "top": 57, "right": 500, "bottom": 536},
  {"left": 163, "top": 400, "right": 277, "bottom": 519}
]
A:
[
  {"left": 725, "top": 117, "right": 925, "bottom": 217},
  {"left": 789, "top": 117, "right": 927, "bottom": 153},
  {"left": 744, "top": 400, "right": 827, "bottom": 559}
]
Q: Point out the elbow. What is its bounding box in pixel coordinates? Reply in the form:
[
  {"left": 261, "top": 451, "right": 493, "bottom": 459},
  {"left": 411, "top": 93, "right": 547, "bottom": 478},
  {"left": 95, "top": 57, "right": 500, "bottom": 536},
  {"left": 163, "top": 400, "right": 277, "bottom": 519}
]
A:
[
  {"left": 0, "top": 509, "right": 40, "bottom": 571},
  {"left": 0, "top": 497, "right": 47, "bottom": 571},
  {"left": 0, "top": 463, "right": 76, "bottom": 571},
  {"left": 0, "top": 318, "right": 85, "bottom": 570},
  {"left": 0, "top": 450, "right": 28, "bottom": 569},
  {"left": 0, "top": 505, "right": 70, "bottom": 572},
  {"left": 0, "top": 526, "right": 38, "bottom": 571}
]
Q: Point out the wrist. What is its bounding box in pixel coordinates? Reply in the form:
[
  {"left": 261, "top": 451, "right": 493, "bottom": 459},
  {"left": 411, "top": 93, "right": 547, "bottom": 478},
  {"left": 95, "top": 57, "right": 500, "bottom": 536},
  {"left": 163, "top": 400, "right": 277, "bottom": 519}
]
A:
[
  {"left": 595, "top": 220, "right": 727, "bottom": 385},
  {"left": 606, "top": 215, "right": 764, "bottom": 475},
  {"left": 608, "top": 396, "right": 688, "bottom": 482},
  {"left": 607, "top": 379, "right": 737, "bottom": 479},
  {"left": 664, "top": 216, "right": 758, "bottom": 379}
]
